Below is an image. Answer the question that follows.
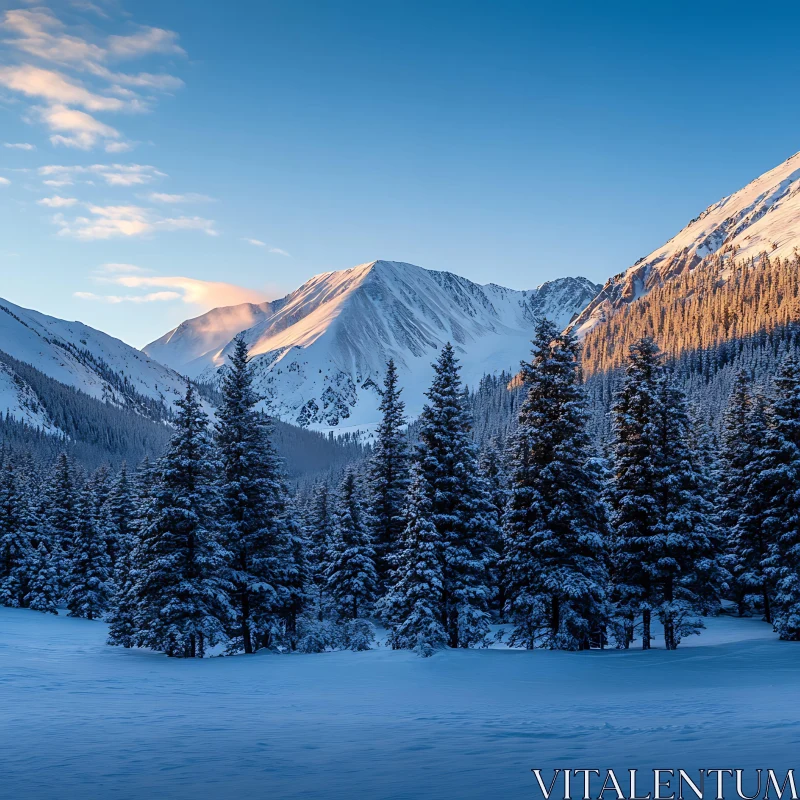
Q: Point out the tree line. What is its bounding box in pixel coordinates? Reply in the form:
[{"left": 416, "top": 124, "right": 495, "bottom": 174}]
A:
[{"left": 3, "top": 322, "right": 800, "bottom": 656}]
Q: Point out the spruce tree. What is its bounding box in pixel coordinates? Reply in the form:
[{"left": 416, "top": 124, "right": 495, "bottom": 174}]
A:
[
  {"left": 215, "top": 335, "right": 288, "bottom": 654},
  {"left": 130, "top": 383, "right": 232, "bottom": 658},
  {"left": 306, "top": 482, "right": 333, "bottom": 621},
  {"left": 106, "top": 465, "right": 141, "bottom": 648},
  {"left": 720, "top": 372, "right": 757, "bottom": 615},
  {"left": 326, "top": 471, "right": 377, "bottom": 621},
  {"left": 26, "top": 541, "right": 58, "bottom": 615},
  {"left": 731, "top": 391, "right": 774, "bottom": 622},
  {"left": 66, "top": 482, "right": 112, "bottom": 620},
  {"left": 45, "top": 452, "right": 77, "bottom": 598},
  {"left": 609, "top": 337, "right": 664, "bottom": 649},
  {"left": 479, "top": 441, "right": 508, "bottom": 618},
  {"left": 416, "top": 343, "right": 495, "bottom": 648},
  {"left": 368, "top": 359, "right": 409, "bottom": 587},
  {"left": 652, "top": 378, "right": 722, "bottom": 648},
  {"left": 0, "top": 456, "right": 32, "bottom": 607},
  {"left": 379, "top": 462, "right": 446, "bottom": 656},
  {"left": 502, "top": 319, "right": 609, "bottom": 650},
  {"left": 760, "top": 358, "right": 800, "bottom": 639}
]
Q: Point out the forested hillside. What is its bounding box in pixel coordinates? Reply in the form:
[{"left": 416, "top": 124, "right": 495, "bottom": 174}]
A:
[{"left": 580, "top": 251, "right": 800, "bottom": 375}]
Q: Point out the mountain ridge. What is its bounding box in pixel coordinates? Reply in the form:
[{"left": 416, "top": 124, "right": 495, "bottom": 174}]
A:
[{"left": 145, "top": 260, "right": 599, "bottom": 430}]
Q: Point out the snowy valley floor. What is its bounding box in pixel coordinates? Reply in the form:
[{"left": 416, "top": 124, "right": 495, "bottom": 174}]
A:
[{"left": 1, "top": 609, "right": 798, "bottom": 800}]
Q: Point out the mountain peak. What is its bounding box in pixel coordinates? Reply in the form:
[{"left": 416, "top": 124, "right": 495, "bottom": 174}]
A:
[
  {"left": 144, "top": 261, "right": 599, "bottom": 430},
  {"left": 571, "top": 149, "right": 800, "bottom": 337}
]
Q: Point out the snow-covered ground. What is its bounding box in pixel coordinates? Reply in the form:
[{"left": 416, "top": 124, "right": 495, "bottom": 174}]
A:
[{"left": 0, "top": 608, "right": 796, "bottom": 800}]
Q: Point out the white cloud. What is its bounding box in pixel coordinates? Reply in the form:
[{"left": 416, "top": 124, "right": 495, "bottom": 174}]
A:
[
  {"left": 109, "top": 274, "right": 264, "bottom": 308},
  {"left": 43, "top": 178, "right": 72, "bottom": 187},
  {"left": 148, "top": 192, "right": 213, "bottom": 203},
  {"left": 39, "top": 163, "right": 165, "bottom": 186},
  {"left": 97, "top": 262, "right": 152, "bottom": 274},
  {"left": 38, "top": 194, "right": 77, "bottom": 207},
  {"left": 52, "top": 201, "right": 218, "bottom": 240},
  {"left": 0, "top": 9, "right": 185, "bottom": 150},
  {"left": 0, "top": 65, "right": 128, "bottom": 112},
  {"left": 242, "top": 238, "right": 290, "bottom": 256},
  {"left": 107, "top": 26, "right": 186, "bottom": 59},
  {"left": 41, "top": 104, "right": 122, "bottom": 149},
  {"left": 4, "top": 142, "right": 35, "bottom": 150},
  {"left": 0, "top": 177, "right": 10, "bottom": 186},
  {"left": 74, "top": 290, "right": 182, "bottom": 303}
]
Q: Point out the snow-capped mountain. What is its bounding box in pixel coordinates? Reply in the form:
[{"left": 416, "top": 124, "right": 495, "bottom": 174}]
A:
[
  {"left": 145, "top": 260, "right": 599, "bottom": 430},
  {"left": 0, "top": 297, "right": 192, "bottom": 431},
  {"left": 571, "top": 150, "right": 800, "bottom": 336}
]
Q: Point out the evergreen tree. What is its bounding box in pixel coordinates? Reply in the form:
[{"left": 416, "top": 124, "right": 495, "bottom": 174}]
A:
[
  {"left": 215, "top": 335, "right": 288, "bottom": 654},
  {"left": 416, "top": 343, "right": 495, "bottom": 648},
  {"left": 45, "top": 452, "right": 77, "bottom": 597},
  {"left": 609, "top": 338, "right": 665, "bottom": 649},
  {"left": 306, "top": 482, "right": 333, "bottom": 621},
  {"left": 479, "top": 441, "right": 509, "bottom": 618},
  {"left": 379, "top": 462, "right": 446, "bottom": 656},
  {"left": 652, "top": 378, "right": 722, "bottom": 648},
  {"left": 760, "top": 358, "right": 800, "bottom": 639},
  {"left": 731, "top": 391, "right": 774, "bottom": 622},
  {"left": 368, "top": 359, "right": 409, "bottom": 587},
  {"left": 26, "top": 541, "right": 58, "bottom": 615},
  {"left": 106, "top": 464, "right": 141, "bottom": 648},
  {"left": 720, "top": 372, "right": 757, "bottom": 615},
  {"left": 66, "top": 481, "right": 112, "bottom": 619},
  {"left": 502, "top": 319, "right": 609, "bottom": 650},
  {"left": 129, "top": 383, "right": 232, "bottom": 658},
  {"left": 326, "top": 471, "right": 377, "bottom": 621},
  {"left": 0, "top": 456, "right": 31, "bottom": 607}
]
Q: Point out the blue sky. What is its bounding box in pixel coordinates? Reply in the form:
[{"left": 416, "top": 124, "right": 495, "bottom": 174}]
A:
[{"left": 1, "top": 0, "right": 799, "bottom": 347}]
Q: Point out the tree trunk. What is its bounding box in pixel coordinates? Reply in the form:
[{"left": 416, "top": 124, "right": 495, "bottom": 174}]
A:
[
  {"left": 242, "top": 589, "right": 253, "bottom": 654},
  {"left": 642, "top": 609, "right": 651, "bottom": 650}
]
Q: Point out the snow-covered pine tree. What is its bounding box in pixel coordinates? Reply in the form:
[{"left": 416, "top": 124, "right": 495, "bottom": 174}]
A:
[
  {"left": 368, "top": 359, "right": 409, "bottom": 587},
  {"left": 0, "top": 455, "right": 32, "bottom": 607},
  {"left": 719, "top": 372, "right": 756, "bottom": 616},
  {"left": 104, "top": 463, "right": 135, "bottom": 567},
  {"left": 276, "top": 495, "right": 309, "bottom": 650},
  {"left": 731, "top": 391, "right": 774, "bottom": 622},
  {"left": 378, "top": 462, "right": 446, "bottom": 656},
  {"left": 130, "top": 383, "right": 232, "bottom": 658},
  {"left": 502, "top": 318, "right": 609, "bottom": 650},
  {"left": 652, "top": 378, "right": 722, "bottom": 649},
  {"left": 45, "top": 452, "right": 77, "bottom": 598},
  {"left": 759, "top": 357, "right": 800, "bottom": 639},
  {"left": 479, "top": 440, "right": 509, "bottom": 618},
  {"left": 215, "top": 335, "right": 288, "bottom": 654},
  {"left": 26, "top": 541, "right": 58, "bottom": 614},
  {"left": 66, "top": 481, "right": 112, "bottom": 619},
  {"left": 417, "top": 343, "right": 495, "bottom": 648},
  {"left": 609, "top": 337, "right": 663, "bottom": 649},
  {"left": 306, "top": 482, "right": 333, "bottom": 621},
  {"left": 106, "top": 464, "right": 141, "bottom": 648},
  {"left": 326, "top": 470, "right": 377, "bottom": 621}
]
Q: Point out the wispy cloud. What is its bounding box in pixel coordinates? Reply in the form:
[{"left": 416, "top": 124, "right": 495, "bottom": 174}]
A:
[
  {"left": 51, "top": 201, "right": 218, "bottom": 240},
  {"left": 37, "top": 194, "right": 77, "bottom": 207},
  {"left": 0, "top": 7, "right": 185, "bottom": 151},
  {"left": 74, "top": 290, "right": 181, "bottom": 303},
  {"left": 148, "top": 192, "right": 213, "bottom": 203},
  {"left": 243, "top": 238, "right": 291, "bottom": 256},
  {"left": 0, "top": 177, "right": 10, "bottom": 186},
  {"left": 4, "top": 142, "right": 35, "bottom": 150},
  {"left": 39, "top": 163, "right": 166, "bottom": 186},
  {"left": 76, "top": 267, "right": 266, "bottom": 309}
]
